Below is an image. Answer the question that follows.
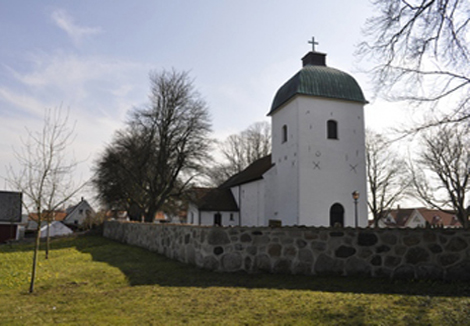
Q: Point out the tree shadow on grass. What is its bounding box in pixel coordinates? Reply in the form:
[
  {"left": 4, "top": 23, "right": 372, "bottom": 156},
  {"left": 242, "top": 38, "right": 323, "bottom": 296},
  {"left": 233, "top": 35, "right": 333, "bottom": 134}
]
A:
[
  {"left": 72, "top": 235, "right": 470, "bottom": 298},
  {"left": 4, "top": 234, "right": 470, "bottom": 298}
]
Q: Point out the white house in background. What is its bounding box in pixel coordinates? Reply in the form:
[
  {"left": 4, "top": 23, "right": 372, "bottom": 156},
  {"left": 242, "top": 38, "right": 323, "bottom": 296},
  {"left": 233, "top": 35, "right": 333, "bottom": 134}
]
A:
[
  {"left": 26, "top": 220, "right": 73, "bottom": 238},
  {"left": 64, "top": 198, "right": 95, "bottom": 227},
  {"left": 377, "top": 208, "right": 462, "bottom": 228},
  {"left": 188, "top": 46, "right": 368, "bottom": 227}
]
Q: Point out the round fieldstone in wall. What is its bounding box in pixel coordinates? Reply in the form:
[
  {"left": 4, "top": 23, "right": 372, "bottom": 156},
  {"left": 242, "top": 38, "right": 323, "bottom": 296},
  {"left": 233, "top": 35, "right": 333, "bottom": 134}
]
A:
[
  {"left": 416, "top": 264, "right": 443, "bottom": 280},
  {"left": 186, "top": 245, "right": 196, "bottom": 265},
  {"left": 221, "top": 252, "right": 243, "bottom": 271},
  {"left": 376, "top": 245, "right": 391, "bottom": 253},
  {"left": 357, "top": 232, "right": 378, "bottom": 246},
  {"left": 439, "top": 253, "right": 460, "bottom": 267},
  {"left": 203, "top": 256, "right": 219, "bottom": 270},
  {"left": 358, "top": 248, "right": 373, "bottom": 259},
  {"left": 283, "top": 245, "right": 297, "bottom": 257},
  {"left": 345, "top": 257, "right": 372, "bottom": 276},
  {"left": 244, "top": 256, "right": 252, "bottom": 271},
  {"left": 445, "top": 237, "right": 468, "bottom": 252},
  {"left": 384, "top": 256, "right": 401, "bottom": 268},
  {"left": 240, "top": 233, "right": 252, "bottom": 243},
  {"left": 405, "top": 247, "right": 430, "bottom": 265},
  {"left": 370, "top": 255, "right": 382, "bottom": 266},
  {"left": 311, "top": 241, "right": 327, "bottom": 252},
  {"left": 207, "top": 229, "right": 230, "bottom": 245},
  {"left": 246, "top": 246, "right": 257, "bottom": 256},
  {"left": 214, "top": 246, "right": 224, "bottom": 255},
  {"left": 293, "top": 262, "right": 312, "bottom": 275},
  {"left": 268, "top": 244, "right": 282, "bottom": 257},
  {"left": 446, "top": 261, "right": 470, "bottom": 281},
  {"left": 428, "top": 243, "right": 443, "bottom": 254},
  {"left": 296, "top": 239, "right": 307, "bottom": 248},
  {"left": 273, "top": 258, "right": 292, "bottom": 274},
  {"left": 335, "top": 245, "right": 356, "bottom": 258},
  {"left": 423, "top": 231, "right": 437, "bottom": 243},
  {"left": 298, "top": 248, "right": 314, "bottom": 263},
  {"left": 254, "top": 254, "right": 272, "bottom": 272},
  {"left": 380, "top": 233, "right": 397, "bottom": 245},
  {"left": 393, "top": 265, "right": 415, "bottom": 280},
  {"left": 403, "top": 235, "right": 421, "bottom": 246},
  {"left": 315, "top": 253, "right": 344, "bottom": 276}
]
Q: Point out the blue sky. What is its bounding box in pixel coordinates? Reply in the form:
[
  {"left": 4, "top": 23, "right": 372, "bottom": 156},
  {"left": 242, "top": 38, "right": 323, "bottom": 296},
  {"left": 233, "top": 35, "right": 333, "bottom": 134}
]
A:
[{"left": 0, "top": 1, "right": 405, "bottom": 201}]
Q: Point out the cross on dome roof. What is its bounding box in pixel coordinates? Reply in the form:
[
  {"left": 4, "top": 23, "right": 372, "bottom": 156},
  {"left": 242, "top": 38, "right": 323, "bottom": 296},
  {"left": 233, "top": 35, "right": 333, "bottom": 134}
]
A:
[{"left": 308, "top": 36, "right": 319, "bottom": 52}]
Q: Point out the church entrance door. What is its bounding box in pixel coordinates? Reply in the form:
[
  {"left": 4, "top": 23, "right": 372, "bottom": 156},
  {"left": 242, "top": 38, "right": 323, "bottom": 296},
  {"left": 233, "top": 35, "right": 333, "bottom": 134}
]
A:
[{"left": 330, "top": 203, "right": 344, "bottom": 227}]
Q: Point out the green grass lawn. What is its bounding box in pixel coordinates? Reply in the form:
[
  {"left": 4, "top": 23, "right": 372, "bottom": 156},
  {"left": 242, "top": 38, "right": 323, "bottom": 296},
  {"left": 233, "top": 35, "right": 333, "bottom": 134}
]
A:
[{"left": 1, "top": 235, "right": 470, "bottom": 325}]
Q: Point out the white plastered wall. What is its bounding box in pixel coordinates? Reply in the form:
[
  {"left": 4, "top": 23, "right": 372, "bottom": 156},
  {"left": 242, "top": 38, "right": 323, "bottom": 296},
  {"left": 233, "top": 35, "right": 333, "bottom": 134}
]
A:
[
  {"left": 267, "top": 97, "right": 300, "bottom": 226},
  {"left": 296, "top": 96, "right": 368, "bottom": 227},
  {"left": 267, "top": 95, "right": 368, "bottom": 227},
  {"left": 236, "top": 180, "right": 265, "bottom": 226},
  {"left": 198, "top": 210, "right": 239, "bottom": 226}
]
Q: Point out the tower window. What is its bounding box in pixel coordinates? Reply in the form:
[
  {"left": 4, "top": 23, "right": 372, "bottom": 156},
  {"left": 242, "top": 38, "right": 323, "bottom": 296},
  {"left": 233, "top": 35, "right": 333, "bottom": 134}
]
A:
[
  {"left": 327, "top": 120, "right": 338, "bottom": 139},
  {"left": 282, "top": 125, "right": 288, "bottom": 143}
]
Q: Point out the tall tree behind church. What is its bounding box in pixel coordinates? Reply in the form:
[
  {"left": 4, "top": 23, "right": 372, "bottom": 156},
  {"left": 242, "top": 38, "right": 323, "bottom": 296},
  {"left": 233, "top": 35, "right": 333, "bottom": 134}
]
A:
[
  {"left": 93, "top": 70, "right": 212, "bottom": 222},
  {"left": 358, "top": 0, "right": 470, "bottom": 132},
  {"left": 410, "top": 124, "right": 470, "bottom": 228},
  {"left": 365, "top": 129, "right": 409, "bottom": 227},
  {"left": 208, "top": 121, "right": 271, "bottom": 186}
]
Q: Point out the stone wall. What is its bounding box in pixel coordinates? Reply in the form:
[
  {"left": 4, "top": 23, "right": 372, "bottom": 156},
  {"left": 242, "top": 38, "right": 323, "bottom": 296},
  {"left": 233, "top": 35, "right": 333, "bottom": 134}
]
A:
[{"left": 103, "top": 221, "right": 470, "bottom": 281}]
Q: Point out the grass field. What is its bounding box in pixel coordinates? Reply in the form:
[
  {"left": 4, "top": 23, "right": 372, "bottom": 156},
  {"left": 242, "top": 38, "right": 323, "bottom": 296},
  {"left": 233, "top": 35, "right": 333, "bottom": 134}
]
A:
[{"left": 1, "top": 235, "right": 470, "bottom": 325}]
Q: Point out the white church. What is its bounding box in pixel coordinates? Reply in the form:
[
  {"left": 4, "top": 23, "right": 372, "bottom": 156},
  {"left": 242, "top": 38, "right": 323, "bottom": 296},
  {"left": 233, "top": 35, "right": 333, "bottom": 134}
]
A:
[{"left": 187, "top": 45, "right": 368, "bottom": 228}]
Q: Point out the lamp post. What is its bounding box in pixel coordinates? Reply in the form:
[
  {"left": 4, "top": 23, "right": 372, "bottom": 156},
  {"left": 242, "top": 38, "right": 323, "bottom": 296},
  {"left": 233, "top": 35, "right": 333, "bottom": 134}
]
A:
[{"left": 352, "top": 191, "right": 360, "bottom": 227}]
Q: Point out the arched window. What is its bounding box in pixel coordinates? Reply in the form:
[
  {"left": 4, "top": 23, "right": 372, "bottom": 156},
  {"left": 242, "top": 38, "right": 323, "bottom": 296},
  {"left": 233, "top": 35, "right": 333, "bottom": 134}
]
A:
[
  {"left": 327, "top": 120, "right": 338, "bottom": 139},
  {"left": 282, "top": 125, "right": 288, "bottom": 143}
]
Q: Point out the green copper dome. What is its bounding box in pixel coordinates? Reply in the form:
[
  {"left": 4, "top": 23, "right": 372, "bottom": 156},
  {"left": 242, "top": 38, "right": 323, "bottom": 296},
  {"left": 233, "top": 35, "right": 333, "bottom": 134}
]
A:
[{"left": 268, "top": 56, "right": 367, "bottom": 115}]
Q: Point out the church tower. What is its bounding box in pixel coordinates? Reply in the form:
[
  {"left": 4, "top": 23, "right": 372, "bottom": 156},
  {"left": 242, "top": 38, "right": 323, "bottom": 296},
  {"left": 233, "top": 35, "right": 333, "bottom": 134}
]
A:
[{"left": 264, "top": 44, "right": 368, "bottom": 227}]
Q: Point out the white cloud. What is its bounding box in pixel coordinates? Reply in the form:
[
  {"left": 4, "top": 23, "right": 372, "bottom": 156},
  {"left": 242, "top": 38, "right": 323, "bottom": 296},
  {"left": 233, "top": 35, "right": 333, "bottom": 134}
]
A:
[
  {"left": 51, "top": 9, "right": 102, "bottom": 46},
  {"left": 6, "top": 52, "right": 149, "bottom": 115},
  {"left": 0, "top": 50, "right": 153, "bottom": 190},
  {"left": 0, "top": 87, "right": 51, "bottom": 117}
]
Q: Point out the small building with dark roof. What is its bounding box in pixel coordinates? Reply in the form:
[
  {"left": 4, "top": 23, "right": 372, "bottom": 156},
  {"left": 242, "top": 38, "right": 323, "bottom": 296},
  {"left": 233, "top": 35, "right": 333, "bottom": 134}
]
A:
[
  {"left": 187, "top": 155, "right": 273, "bottom": 226},
  {"left": 0, "top": 191, "right": 23, "bottom": 243}
]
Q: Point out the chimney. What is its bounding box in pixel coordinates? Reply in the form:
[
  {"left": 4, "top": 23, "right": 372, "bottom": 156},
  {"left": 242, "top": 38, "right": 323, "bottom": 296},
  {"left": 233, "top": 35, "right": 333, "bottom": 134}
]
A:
[{"left": 302, "top": 51, "right": 327, "bottom": 67}]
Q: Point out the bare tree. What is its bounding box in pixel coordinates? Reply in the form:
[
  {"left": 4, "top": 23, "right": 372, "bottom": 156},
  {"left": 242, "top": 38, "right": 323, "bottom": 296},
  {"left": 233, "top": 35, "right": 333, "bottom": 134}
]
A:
[
  {"left": 359, "top": 0, "right": 470, "bottom": 131},
  {"left": 7, "top": 108, "right": 84, "bottom": 293},
  {"left": 366, "top": 129, "right": 409, "bottom": 226},
  {"left": 93, "top": 69, "right": 212, "bottom": 222},
  {"left": 207, "top": 121, "right": 271, "bottom": 186},
  {"left": 410, "top": 124, "right": 470, "bottom": 228}
]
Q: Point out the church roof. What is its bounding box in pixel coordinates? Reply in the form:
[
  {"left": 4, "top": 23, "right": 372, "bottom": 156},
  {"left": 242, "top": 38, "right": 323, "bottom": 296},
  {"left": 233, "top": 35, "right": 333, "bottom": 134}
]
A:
[
  {"left": 188, "top": 155, "right": 273, "bottom": 212},
  {"left": 189, "top": 187, "right": 239, "bottom": 212},
  {"left": 219, "top": 155, "right": 273, "bottom": 189},
  {"left": 268, "top": 52, "right": 367, "bottom": 115}
]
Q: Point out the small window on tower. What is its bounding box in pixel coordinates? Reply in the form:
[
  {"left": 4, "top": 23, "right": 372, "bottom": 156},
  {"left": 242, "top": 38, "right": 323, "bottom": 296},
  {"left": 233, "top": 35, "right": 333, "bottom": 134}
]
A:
[
  {"left": 327, "top": 120, "right": 338, "bottom": 139},
  {"left": 282, "top": 125, "right": 288, "bottom": 143}
]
